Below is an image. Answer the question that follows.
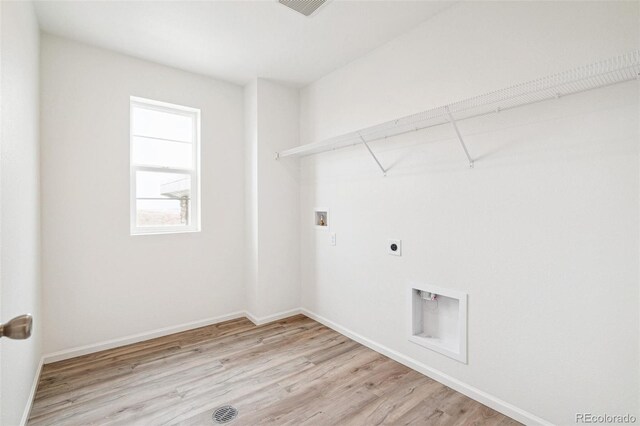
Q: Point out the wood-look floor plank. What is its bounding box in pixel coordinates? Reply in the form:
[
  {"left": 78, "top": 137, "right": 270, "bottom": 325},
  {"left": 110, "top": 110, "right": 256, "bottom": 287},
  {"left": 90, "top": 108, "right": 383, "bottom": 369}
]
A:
[
  {"left": 32, "top": 318, "right": 321, "bottom": 412},
  {"left": 28, "top": 315, "right": 520, "bottom": 426},
  {"left": 31, "top": 319, "right": 322, "bottom": 425}
]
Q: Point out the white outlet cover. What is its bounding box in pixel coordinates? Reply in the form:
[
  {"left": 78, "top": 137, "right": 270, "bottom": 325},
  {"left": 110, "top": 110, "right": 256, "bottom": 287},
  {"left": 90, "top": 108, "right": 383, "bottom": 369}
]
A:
[
  {"left": 388, "top": 239, "right": 402, "bottom": 256},
  {"left": 330, "top": 233, "right": 336, "bottom": 246}
]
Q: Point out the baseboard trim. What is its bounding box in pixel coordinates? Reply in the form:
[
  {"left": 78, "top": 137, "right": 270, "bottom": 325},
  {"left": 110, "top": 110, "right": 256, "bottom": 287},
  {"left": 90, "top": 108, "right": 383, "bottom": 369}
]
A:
[
  {"left": 300, "top": 308, "right": 553, "bottom": 426},
  {"left": 20, "top": 355, "right": 44, "bottom": 426},
  {"left": 42, "top": 311, "right": 246, "bottom": 364},
  {"left": 245, "top": 308, "right": 302, "bottom": 326}
]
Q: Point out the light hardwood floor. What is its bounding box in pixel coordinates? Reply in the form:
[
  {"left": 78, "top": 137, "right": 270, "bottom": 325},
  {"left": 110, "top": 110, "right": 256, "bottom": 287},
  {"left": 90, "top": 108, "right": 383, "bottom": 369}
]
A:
[{"left": 28, "top": 315, "right": 520, "bottom": 425}]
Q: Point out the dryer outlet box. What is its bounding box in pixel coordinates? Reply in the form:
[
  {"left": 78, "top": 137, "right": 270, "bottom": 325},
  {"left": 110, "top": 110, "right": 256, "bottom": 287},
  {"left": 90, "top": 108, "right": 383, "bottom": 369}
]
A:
[{"left": 388, "top": 239, "right": 402, "bottom": 256}]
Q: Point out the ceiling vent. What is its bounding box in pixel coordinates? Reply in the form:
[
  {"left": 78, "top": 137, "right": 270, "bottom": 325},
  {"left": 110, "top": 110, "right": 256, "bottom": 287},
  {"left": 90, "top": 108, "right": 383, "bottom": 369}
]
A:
[{"left": 278, "top": 0, "right": 328, "bottom": 17}]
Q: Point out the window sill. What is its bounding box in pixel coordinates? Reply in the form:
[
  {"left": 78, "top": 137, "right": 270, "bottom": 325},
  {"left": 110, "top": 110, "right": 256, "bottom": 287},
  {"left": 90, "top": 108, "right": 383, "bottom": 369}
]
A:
[{"left": 130, "top": 228, "right": 201, "bottom": 236}]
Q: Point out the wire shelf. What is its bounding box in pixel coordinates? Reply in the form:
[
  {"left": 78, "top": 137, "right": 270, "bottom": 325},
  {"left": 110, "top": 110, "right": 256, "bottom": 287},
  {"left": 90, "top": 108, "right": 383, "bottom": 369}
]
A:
[{"left": 276, "top": 50, "right": 640, "bottom": 159}]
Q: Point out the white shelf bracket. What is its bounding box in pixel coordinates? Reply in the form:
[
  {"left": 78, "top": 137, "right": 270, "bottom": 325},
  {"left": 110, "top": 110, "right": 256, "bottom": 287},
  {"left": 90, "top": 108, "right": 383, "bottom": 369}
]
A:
[
  {"left": 360, "top": 135, "right": 387, "bottom": 176},
  {"left": 445, "top": 107, "right": 474, "bottom": 168}
]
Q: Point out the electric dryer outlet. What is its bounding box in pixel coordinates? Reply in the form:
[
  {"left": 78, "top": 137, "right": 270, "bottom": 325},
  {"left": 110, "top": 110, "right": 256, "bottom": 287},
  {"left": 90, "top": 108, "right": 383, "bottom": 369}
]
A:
[{"left": 388, "top": 239, "right": 402, "bottom": 256}]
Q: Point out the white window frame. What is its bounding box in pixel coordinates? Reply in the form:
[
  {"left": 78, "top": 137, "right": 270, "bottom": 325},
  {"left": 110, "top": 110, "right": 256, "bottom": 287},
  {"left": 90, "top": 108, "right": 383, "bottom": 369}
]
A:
[{"left": 130, "top": 96, "right": 201, "bottom": 235}]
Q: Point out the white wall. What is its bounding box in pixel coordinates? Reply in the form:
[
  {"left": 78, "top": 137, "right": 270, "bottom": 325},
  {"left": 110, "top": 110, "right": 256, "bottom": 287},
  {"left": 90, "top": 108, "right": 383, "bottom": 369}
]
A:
[
  {"left": 0, "top": 1, "right": 42, "bottom": 424},
  {"left": 299, "top": 2, "right": 639, "bottom": 424},
  {"left": 245, "top": 79, "right": 300, "bottom": 320},
  {"left": 40, "top": 34, "right": 245, "bottom": 354}
]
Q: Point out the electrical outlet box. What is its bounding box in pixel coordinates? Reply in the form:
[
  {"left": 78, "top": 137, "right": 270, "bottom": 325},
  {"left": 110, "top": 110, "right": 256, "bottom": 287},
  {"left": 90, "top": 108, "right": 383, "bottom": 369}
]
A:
[
  {"left": 330, "top": 233, "right": 336, "bottom": 246},
  {"left": 388, "top": 239, "right": 401, "bottom": 256}
]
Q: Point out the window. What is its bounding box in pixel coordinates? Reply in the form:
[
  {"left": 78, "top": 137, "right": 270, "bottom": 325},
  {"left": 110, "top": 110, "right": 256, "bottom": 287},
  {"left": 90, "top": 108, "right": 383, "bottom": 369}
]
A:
[{"left": 130, "top": 97, "right": 200, "bottom": 235}]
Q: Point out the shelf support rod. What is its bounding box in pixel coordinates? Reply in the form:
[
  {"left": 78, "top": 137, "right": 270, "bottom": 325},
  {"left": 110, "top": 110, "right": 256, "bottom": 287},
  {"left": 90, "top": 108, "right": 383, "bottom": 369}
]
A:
[
  {"left": 445, "top": 107, "right": 474, "bottom": 168},
  {"left": 360, "top": 135, "right": 387, "bottom": 176}
]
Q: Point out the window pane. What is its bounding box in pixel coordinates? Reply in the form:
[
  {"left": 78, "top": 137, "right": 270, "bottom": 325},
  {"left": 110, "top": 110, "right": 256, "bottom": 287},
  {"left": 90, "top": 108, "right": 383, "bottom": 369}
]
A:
[
  {"left": 136, "top": 199, "right": 190, "bottom": 227},
  {"left": 132, "top": 106, "right": 193, "bottom": 142},
  {"left": 136, "top": 171, "right": 191, "bottom": 199},
  {"left": 132, "top": 136, "right": 192, "bottom": 169},
  {"left": 136, "top": 171, "right": 191, "bottom": 227}
]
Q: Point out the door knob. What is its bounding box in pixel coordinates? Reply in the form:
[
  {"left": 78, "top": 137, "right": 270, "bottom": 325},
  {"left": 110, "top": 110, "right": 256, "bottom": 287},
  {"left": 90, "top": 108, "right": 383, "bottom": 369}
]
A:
[{"left": 0, "top": 314, "right": 33, "bottom": 340}]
